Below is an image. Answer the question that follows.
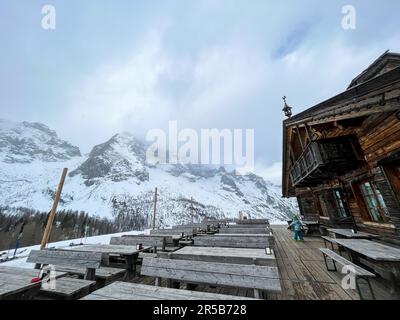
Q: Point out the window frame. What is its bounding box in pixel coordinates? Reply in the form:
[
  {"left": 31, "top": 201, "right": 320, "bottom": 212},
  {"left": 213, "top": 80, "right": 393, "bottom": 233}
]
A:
[
  {"left": 332, "top": 189, "right": 350, "bottom": 218},
  {"left": 359, "top": 180, "right": 389, "bottom": 223}
]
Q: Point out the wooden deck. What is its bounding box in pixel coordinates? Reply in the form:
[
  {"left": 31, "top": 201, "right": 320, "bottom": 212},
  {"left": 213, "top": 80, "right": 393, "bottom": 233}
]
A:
[{"left": 129, "top": 225, "right": 395, "bottom": 300}]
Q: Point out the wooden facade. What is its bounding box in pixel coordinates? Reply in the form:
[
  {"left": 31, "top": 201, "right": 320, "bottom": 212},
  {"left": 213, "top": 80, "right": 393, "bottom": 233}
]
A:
[{"left": 282, "top": 52, "right": 400, "bottom": 243}]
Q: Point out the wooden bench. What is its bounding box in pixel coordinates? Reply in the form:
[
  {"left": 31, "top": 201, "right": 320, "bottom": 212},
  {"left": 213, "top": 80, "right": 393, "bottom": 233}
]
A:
[
  {"left": 123, "top": 234, "right": 180, "bottom": 250},
  {"left": 179, "top": 239, "right": 193, "bottom": 247},
  {"left": 27, "top": 250, "right": 100, "bottom": 299},
  {"left": 194, "top": 235, "right": 274, "bottom": 249},
  {"left": 110, "top": 236, "right": 166, "bottom": 252},
  {"left": 27, "top": 249, "right": 125, "bottom": 286},
  {"left": 28, "top": 250, "right": 101, "bottom": 280},
  {"left": 151, "top": 228, "right": 196, "bottom": 239},
  {"left": 319, "top": 248, "right": 376, "bottom": 300},
  {"left": 141, "top": 257, "right": 281, "bottom": 299},
  {"left": 173, "top": 223, "right": 211, "bottom": 230},
  {"left": 51, "top": 265, "right": 125, "bottom": 285},
  {"left": 138, "top": 252, "right": 158, "bottom": 259},
  {"left": 321, "top": 236, "right": 337, "bottom": 250},
  {"left": 81, "top": 281, "right": 257, "bottom": 300},
  {"left": 150, "top": 229, "right": 182, "bottom": 234},
  {"left": 219, "top": 227, "right": 270, "bottom": 234},
  {"left": 229, "top": 224, "right": 270, "bottom": 229},
  {"left": 236, "top": 219, "right": 269, "bottom": 225}
]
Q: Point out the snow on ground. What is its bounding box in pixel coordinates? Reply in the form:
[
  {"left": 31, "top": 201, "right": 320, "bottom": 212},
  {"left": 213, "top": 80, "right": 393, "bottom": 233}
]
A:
[
  {"left": 0, "top": 228, "right": 152, "bottom": 269},
  {"left": 0, "top": 223, "right": 286, "bottom": 269}
]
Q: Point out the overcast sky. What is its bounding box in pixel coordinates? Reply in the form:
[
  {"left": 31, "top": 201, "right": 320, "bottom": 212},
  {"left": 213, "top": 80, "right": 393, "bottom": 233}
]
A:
[{"left": 1, "top": 0, "right": 400, "bottom": 183}]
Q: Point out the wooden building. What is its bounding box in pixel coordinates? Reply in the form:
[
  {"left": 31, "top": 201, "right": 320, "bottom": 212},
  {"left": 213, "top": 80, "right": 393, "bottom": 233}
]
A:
[{"left": 282, "top": 51, "right": 400, "bottom": 244}]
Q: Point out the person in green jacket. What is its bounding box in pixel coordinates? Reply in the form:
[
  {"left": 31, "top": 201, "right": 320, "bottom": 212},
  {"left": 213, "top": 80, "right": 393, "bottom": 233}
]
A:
[{"left": 288, "top": 215, "right": 305, "bottom": 241}]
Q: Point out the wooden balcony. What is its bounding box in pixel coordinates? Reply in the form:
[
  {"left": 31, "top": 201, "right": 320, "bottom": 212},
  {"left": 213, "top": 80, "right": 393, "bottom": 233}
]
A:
[{"left": 289, "top": 137, "right": 364, "bottom": 187}]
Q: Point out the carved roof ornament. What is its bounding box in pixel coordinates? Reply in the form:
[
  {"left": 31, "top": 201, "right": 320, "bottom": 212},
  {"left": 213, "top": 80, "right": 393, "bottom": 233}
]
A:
[{"left": 282, "top": 96, "right": 292, "bottom": 118}]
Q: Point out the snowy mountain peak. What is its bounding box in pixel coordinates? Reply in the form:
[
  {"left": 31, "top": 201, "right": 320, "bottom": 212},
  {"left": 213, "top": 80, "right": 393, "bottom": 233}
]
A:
[
  {"left": 0, "top": 119, "right": 81, "bottom": 163},
  {"left": 69, "top": 131, "right": 148, "bottom": 186}
]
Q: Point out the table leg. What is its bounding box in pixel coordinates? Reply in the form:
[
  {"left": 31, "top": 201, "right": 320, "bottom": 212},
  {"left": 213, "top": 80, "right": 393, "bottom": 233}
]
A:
[
  {"left": 132, "top": 254, "right": 138, "bottom": 277},
  {"left": 389, "top": 265, "right": 400, "bottom": 296},
  {"left": 343, "top": 248, "right": 360, "bottom": 264},
  {"left": 124, "top": 255, "right": 134, "bottom": 280}
]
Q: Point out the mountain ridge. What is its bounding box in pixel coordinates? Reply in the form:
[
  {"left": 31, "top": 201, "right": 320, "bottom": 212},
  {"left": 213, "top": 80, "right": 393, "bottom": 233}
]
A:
[{"left": 0, "top": 119, "right": 297, "bottom": 226}]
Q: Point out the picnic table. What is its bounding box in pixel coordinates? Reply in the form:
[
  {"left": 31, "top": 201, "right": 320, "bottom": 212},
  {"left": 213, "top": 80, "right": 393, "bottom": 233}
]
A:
[
  {"left": 327, "top": 228, "right": 379, "bottom": 239},
  {"left": 334, "top": 239, "right": 400, "bottom": 294},
  {"left": 63, "top": 244, "right": 151, "bottom": 278},
  {"left": 166, "top": 246, "right": 276, "bottom": 266},
  {"left": 148, "top": 231, "right": 183, "bottom": 245},
  {"left": 0, "top": 266, "right": 66, "bottom": 300},
  {"left": 81, "top": 281, "right": 256, "bottom": 300}
]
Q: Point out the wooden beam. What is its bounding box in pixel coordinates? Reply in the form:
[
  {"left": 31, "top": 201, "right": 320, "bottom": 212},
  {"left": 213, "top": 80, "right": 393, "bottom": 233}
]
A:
[
  {"left": 304, "top": 123, "right": 314, "bottom": 142},
  {"left": 295, "top": 126, "right": 305, "bottom": 151},
  {"left": 289, "top": 144, "right": 296, "bottom": 165},
  {"left": 307, "top": 103, "right": 400, "bottom": 126},
  {"left": 40, "top": 168, "right": 68, "bottom": 250}
]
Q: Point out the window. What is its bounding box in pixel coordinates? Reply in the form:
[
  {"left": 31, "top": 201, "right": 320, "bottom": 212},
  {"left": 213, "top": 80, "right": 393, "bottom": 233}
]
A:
[
  {"left": 359, "top": 181, "right": 389, "bottom": 222},
  {"left": 317, "top": 190, "right": 348, "bottom": 218},
  {"left": 333, "top": 189, "right": 350, "bottom": 218}
]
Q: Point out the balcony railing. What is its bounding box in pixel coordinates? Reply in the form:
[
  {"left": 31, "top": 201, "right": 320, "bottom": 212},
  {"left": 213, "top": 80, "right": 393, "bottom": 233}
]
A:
[{"left": 289, "top": 137, "right": 364, "bottom": 187}]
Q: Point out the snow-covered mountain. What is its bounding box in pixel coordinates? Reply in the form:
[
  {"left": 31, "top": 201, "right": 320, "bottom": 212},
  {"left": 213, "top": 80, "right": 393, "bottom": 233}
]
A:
[
  {"left": 0, "top": 120, "right": 297, "bottom": 226},
  {"left": 0, "top": 119, "right": 80, "bottom": 163}
]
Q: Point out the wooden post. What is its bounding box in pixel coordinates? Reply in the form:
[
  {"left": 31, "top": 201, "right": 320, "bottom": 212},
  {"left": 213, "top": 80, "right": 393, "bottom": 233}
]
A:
[
  {"left": 152, "top": 187, "right": 158, "bottom": 230},
  {"left": 40, "top": 168, "right": 68, "bottom": 250}
]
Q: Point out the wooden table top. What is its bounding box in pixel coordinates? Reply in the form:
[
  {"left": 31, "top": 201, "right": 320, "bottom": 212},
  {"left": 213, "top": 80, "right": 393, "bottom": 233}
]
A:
[
  {"left": 0, "top": 266, "right": 66, "bottom": 278},
  {"left": 0, "top": 273, "right": 41, "bottom": 298},
  {"left": 333, "top": 239, "right": 400, "bottom": 262},
  {"left": 0, "top": 266, "right": 66, "bottom": 299},
  {"left": 131, "top": 234, "right": 183, "bottom": 240},
  {"left": 63, "top": 244, "right": 152, "bottom": 256},
  {"left": 81, "top": 281, "right": 256, "bottom": 300},
  {"left": 149, "top": 233, "right": 183, "bottom": 240},
  {"left": 327, "top": 228, "right": 379, "bottom": 239},
  {"left": 168, "top": 246, "right": 276, "bottom": 266}
]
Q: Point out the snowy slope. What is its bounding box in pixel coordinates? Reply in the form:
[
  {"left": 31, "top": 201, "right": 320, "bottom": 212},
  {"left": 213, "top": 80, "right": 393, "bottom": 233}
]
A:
[{"left": 0, "top": 119, "right": 297, "bottom": 225}]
